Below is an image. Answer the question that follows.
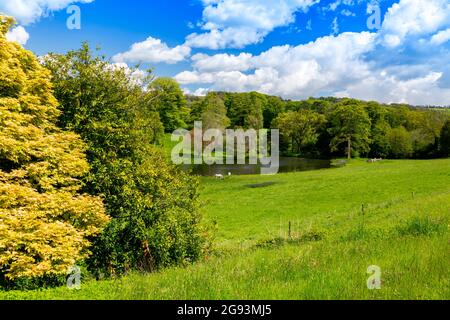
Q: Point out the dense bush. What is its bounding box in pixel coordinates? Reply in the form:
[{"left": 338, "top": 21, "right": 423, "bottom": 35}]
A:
[
  {"left": 42, "top": 44, "right": 210, "bottom": 276},
  {"left": 0, "top": 16, "right": 108, "bottom": 286}
]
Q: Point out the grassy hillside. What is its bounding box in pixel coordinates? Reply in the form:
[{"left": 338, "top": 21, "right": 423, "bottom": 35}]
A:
[
  {"left": 201, "top": 159, "right": 450, "bottom": 246},
  {"left": 1, "top": 159, "right": 449, "bottom": 300}
]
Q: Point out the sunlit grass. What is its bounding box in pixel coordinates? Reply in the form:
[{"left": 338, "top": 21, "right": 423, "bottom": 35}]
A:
[{"left": 1, "top": 159, "right": 449, "bottom": 300}]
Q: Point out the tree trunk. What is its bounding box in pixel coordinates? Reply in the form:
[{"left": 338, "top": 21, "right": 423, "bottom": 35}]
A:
[
  {"left": 140, "top": 240, "right": 156, "bottom": 273},
  {"left": 347, "top": 137, "right": 352, "bottom": 159}
]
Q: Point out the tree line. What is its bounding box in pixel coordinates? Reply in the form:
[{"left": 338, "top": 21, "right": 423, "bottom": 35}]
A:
[
  {"left": 143, "top": 81, "right": 450, "bottom": 159},
  {"left": 184, "top": 93, "right": 450, "bottom": 160}
]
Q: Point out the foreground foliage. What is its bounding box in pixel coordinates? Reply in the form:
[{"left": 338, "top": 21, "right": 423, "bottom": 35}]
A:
[
  {"left": 42, "top": 44, "right": 210, "bottom": 276},
  {"left": 0, "top": 16, "right": 108, "bottom": 285}
]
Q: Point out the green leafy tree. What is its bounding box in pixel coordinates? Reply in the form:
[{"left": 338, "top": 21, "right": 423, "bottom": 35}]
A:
[
  {"left": 246, "top": 92, "right": 265, "bottom": 129},
  {"left": 225, "top": 92, "right": 264, "bottom": 129},
  {"left": 307, "top": 98, "right": 334, "bottom": 115},
  {"left": 328, "top": 102, "right": 372, "bottom": 159},
  {"left": 201, "top": 93, "right": 230, "bottom": 130},
  {"left": 226, "top": 93, "right": 250, "bottom": 128},
  {"left": 387, "top": 126, "right": 413, "bottom": 158},
  {"left": 263, "top": 96, "right": 285, "bottom": 128},
  {"left": 386, "top": 105, "right": 410, "bottom": 128},
  {"left": 0, "top": 16, "right": 108, "bottom": 285},
  {"left": 440, "top": 120, "right": 450, "bottom": 157},
  {"left": 149, "top": 77, "right": 188, "bottom": 132},
  {"left": 366, "top": 102, "right": 391, "bottom": 158},
  {"left": 42, "top": 44, "right": 210, "bottom": 276},
  {"left": 273, "top": 110, "right": 325, "bottom": 155},
  {"left": 185, "top": 95, "right": 204, "bottom": 127},
  {"left": 369, "top": 121, "right": 391, "bottom": 158}
]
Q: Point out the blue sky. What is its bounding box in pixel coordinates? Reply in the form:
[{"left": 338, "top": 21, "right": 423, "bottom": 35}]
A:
[{"left": 2, "top": 0, "right": 450, "bottom": 105}]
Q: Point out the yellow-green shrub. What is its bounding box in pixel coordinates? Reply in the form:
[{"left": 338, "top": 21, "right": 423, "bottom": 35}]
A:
[{"left": 0, "top": 16, "right": 109, "bottom": 284}]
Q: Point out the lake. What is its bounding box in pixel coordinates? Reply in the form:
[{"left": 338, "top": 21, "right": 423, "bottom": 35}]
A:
[{"left": 182, "top": 157, "right": 333, "bottom": 176}]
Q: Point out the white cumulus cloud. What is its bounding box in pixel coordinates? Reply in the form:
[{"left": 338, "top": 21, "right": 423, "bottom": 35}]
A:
[
  {"left": 185, "top": 0, "right": 319, "bottom": 49},
  {"left": 379, "top": 0, "right": 450, "bottom": 48},
  {"left": 430, "top": 28, "right": 450, "bottom": 45},
  {"left": 112, "top": 37, "right": 191, "bottom": 65},
  {"left": 0, "top": 0, "right": 94, "bottom": 25},
  {"left": 176, "top": 32, "right": 376, "bottom": 97},
  {"left": 6, "top": 25, "right": 29, "bottom": 45},
  {"left": 175, "top": 0, "right": 450, "bottom": 106},
  {"left": 183, "top": 87, "right": 210, "bottom": 96},
  {"left": 191, "top": 52, "right": 253, "bottom": 72}
]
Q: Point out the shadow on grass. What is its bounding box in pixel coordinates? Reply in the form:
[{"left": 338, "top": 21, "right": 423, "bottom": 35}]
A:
[
  {"left": 245, "top": 182, "right": 279, "bottom": 189},
  {"left": 396, "top": 216, "right": 447, "bottom": 237},
  {"left": 255, "top": 229, "right": 326, "bottom": 249}
]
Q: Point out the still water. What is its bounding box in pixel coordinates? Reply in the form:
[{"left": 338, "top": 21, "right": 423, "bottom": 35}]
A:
[{"left": 182, "top": 157, "right": 332, "bottom": 176}]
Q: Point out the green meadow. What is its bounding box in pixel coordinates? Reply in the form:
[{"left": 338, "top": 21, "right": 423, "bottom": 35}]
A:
[{"left": 1, "top": 159, "right": 449, "bottom": 300}]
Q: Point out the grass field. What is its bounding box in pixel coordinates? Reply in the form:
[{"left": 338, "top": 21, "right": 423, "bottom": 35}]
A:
[{"left": 1, "top": 159, "right": 449, "bottom": 300}]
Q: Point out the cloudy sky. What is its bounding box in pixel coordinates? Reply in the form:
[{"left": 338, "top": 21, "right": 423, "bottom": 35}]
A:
[{"left": 1, "top": 0, "right": 450, "bottom": 105}]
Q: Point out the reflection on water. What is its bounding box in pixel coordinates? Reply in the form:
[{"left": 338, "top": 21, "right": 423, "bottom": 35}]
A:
[{"left": 182, "top": 157, "right": 332, "bottom": 176}]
